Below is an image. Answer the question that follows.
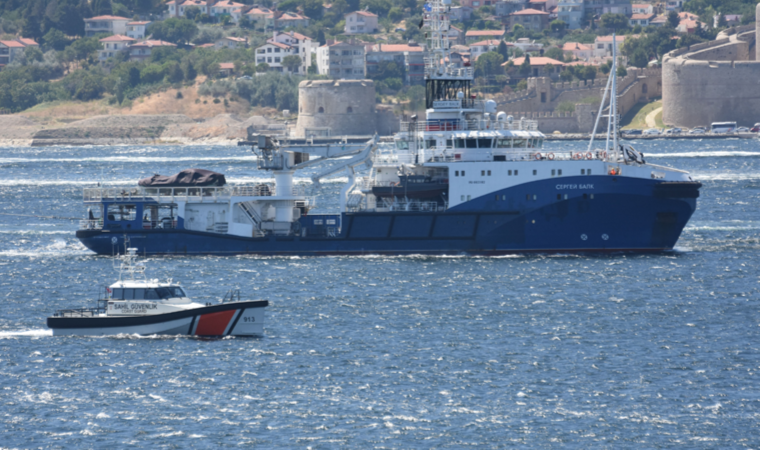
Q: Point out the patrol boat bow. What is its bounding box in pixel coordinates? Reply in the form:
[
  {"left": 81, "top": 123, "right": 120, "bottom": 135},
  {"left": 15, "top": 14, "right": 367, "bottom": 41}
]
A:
[{"left": 47, "top": 247, "right": 267, "bottom": 336}]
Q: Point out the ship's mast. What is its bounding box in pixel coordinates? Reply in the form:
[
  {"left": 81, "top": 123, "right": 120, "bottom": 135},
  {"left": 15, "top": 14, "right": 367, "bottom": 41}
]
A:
[{"left": 423, "top": 0, "right": 473, "bottom": 109}]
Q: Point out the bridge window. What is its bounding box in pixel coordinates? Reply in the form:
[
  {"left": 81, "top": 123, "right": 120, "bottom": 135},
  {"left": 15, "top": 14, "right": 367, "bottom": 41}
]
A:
[
  {"left": 462, "top": 170, "right": 465, "bottom": 176},
  {"left": 477, "top": 138, "right": 492, "bottom": 148},
  {"left": 455, "top": 170, "right": 459, "bottom": 176},
  {"left": 496, "top": 138, "right": 511, "bottom": 148},
  {"left": 587, "top": 169, "right": 591, "bottom": 175},
  {"left": 513, "top": 139, "right": 526, "bottom": 148},
  {"left": 558, "top": 169, "right": 562, "bottom": 176},
  {"left": 514, "top": 170, "right": 518, "bottom": 175}
]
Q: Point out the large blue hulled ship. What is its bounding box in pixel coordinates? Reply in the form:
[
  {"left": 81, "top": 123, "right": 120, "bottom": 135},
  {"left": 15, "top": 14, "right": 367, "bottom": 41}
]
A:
[{"left": 76, "top": 3, "right": 700, "bottom": 256}]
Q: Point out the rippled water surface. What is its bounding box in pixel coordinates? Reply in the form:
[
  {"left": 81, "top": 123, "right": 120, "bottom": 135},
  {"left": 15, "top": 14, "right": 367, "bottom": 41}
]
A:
[{"left": 1, "top": 140, "right": 759, "bottom": 448}]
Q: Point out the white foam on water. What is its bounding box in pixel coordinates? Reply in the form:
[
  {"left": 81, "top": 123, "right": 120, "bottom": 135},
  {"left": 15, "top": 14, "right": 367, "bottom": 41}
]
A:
[
  {"left": 646, "top": 151, "right": 760, "bottom": 158},
  {"left": 0, "top": 156, "right": 258, "bottom": 164},
  {"left": 0, "top": 239, "right": 90, "bottom": 258},
  {"left": 692, "top": 172, "right": 760, "bottom": 181},
  {"left": 0, "top": 230, "right": 71, "bottom": 235},
  {"left": 0, "top": 329, "right": 52, "bottom": 338}
]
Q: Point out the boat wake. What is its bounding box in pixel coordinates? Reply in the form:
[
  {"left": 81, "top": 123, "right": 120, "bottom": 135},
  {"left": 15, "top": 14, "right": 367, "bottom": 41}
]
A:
[
  {"left": 0, "top": 328, "right": 52, "bottom": 338},
  {"left": 646, "top": 151, "right": 760, "bottom": 158}
]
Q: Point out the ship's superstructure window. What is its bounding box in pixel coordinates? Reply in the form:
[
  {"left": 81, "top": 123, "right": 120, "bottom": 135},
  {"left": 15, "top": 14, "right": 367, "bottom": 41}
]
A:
[
  {"left": 107, "top": 204, "right": 137, "bottom": 221},
  {"left": 496, "top": 138, "right": 511, "bottom": 147},
  {"left": 477, "top": 138, "right": 492, "bottom": 148},
  {"left": 587, "top": 169, "right": 591, "bottom": 175},
  {"left": 533, "top": 170, "right": 537, "bottom": 175},
  {"left": 581, "top": 169, "right": 585, "bottom": 175},
  {"left": 558, "top": 169, "right": 562, "bottom": 176},
  {"left": 481, "top": 170, "right": 485, "bottom": 176},
  {"left": 396, "top": 140, "right": 409, "bottom": 150},
  {"left": 513, "top": 139, "right": 526, "bottom": 148},
  {"left": 508, "top": 170, "right": 512, "bottom": 175},
  {"left": 455, "top": 170, "right": 459, "bottom": 176},
  {"left": 551, "top": 169, "right": 556, "bottom": 176},
  {"left": 515, "top": 170, "right": 518, "bottom": 175},
  {"left": 425, "top": 139, "right": 436, "bottom": 149},
  {"left": 461, "top": 171, "right": 465, "bottom": 176},
  {"left": 487, "top": 170, "right": 491, "bottom": 176}
]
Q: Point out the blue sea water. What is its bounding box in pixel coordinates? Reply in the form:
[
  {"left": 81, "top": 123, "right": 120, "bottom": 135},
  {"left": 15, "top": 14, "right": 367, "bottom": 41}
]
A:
[{"left": 0, "top": 139, "right": 759, "bottom": 448}]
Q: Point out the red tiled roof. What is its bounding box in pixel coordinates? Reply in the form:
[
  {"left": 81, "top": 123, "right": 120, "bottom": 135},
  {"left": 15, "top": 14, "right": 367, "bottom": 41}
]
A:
[
  {"left": 374, "top": 44, "right": 423, "bottom": 52},
  {"left": 127, "top": 21, "right": 151, "bottom": 25},
  {"left": 17, "top": 38, "right": 39, "bottom": 46},
  {"left": 510, "top": 8, "right": 549, "bottom": 15},
  {"left": 130, "top": 40, "right": 177, "bottom": 48},
  {"left": 469, "top": 39, "right": 502, "bottom": 47},
  {"left": 225, "top": 36, "right": 247, "bottom": 42},
  {"left": 219, "top": 62, "right": 235, "bottom": 69},
  {"left": 86, "top": 15, "right": 130, "bottom": 21},
  {"left": 631, "top": 13, "right": 654, "bottom": 20},
  {"left": 465, "top": 29, "right": 505, "bottom": 36},
  {"left": 632, "top": 3, "right": 651, "bottom": 8},
  {"left": 596, "top": 35, "right": 627, "bottom": 42},
  {"left": 562, "top": 42, "right": 591, "bottom": 51},
  {"left": 503, "top": 56, "right": 564, "bottom": 66},
  {"left": 197, "top": 43, "right": 215, "bottom": 48},
  {"left": 348, "top": 10, "right": 378, "bottom": 17},
  {"left": 264, "top": 41, "right": 292, "bottom": 49},
  {"left": 99, "top": 35, "right": 136, "bottom": 42},
  {"left": 0, "top": 40, "right": 25, "bottom": 48}
]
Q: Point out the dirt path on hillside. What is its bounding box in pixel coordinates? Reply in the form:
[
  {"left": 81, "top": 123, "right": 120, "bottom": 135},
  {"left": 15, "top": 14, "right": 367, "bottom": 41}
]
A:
[{"left": 645, "top": 106, "right": 663, "bottom": 128}]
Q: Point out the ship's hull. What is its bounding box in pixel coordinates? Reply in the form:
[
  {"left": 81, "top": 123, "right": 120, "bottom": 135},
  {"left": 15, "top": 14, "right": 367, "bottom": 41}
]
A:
[
  {"left": 77, "top": 177, "right": 700, "bottom": 256},
  {"left": 48, "top": 301, "right": 268, "bottom": 336}
]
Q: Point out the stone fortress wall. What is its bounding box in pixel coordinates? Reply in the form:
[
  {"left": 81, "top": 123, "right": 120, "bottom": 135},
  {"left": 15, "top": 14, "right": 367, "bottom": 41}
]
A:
[
  {"left": 495, "top": 68, "right": 661, "bottom": 133},
  {"left": 662, "top": 8, "right": 760, "bottom": 128},
  {"left": 294, "top": 79, "right": 399, "bottom": 137}
]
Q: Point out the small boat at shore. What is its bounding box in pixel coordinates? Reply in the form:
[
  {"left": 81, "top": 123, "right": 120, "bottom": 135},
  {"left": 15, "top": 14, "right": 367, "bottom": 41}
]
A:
[{"left": 47, "top": 247, "right": 267, "bottom": 336}]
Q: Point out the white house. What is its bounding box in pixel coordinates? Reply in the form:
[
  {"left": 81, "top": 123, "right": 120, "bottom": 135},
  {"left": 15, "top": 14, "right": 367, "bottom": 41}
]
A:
[
  {"left": 562, "top": 42, "right": 592, "bottom": 60},
  {"left": 0, "top": 38, "right": 39, "bottom": 65},
  {"left": 210, "top": 0, "right": 246, "bottom": 23},
  {"left": 98, "top": 35, "right": 136, "bottom": 62},
  {"left": 629, "top": 13, "right": 655, "bottom": 26},
  {"left": 255, "top": 41, "right": 297, "bottom": 72},
  {"left": 126, "top": 21, "right": 151, "bottom": 39},
  {"left": 468, "top": 39, "right": 501, "bottom": 60},
  {"left": 631, "top": 3, "right": 654, "bottom": 14},
  {"left": 593, "top": 35, "right": 626, "bottom": 58},
  {"left": 84, "top": 15, "right": 130, "bottom": 37},
  {"left": 317, "top": 41, "right": 366, "bottom": 79},
  {"left": 268, "top": 31, "right": 317, "bottom": 74},
  {"left": 344, "top": 11, "right": 379, "bottom": 34}
]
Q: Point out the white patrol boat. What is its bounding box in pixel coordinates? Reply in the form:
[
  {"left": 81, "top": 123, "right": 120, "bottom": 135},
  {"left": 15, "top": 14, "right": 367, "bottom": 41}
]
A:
[{"left": 47, "top": 247, "right": 267, "bottom": 336}]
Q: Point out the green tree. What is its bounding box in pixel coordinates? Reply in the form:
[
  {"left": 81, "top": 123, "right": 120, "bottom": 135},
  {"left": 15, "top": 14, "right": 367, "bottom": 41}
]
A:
[
  {"left": 717, "top": 13, "right": 728, "bottom": 28},
  {"left": 512, "top": 23, "right": 525, "bottom": 39},
  {"left": 148, "top": 18, "right": 198, "bottom": 45},
  {"left": 406, "top": 85, "right": 425, "bottom": 110},
  {"left": 22, "top": 0, "right": 44, "bottom": 40},
  {"left": 550, "top": 19, "right": 567, "bottom": 34},
  {"left": 317, "top": 29, "right": 326, "bottom": 46},
  {"left": 667, "top": 11, "right": 679, "bottom": 28},
  {"left": 559, "top": 69, "right": 573, "bottom": 81},
  {"left": 474, "top": 51, "right": 504, "bottom": 77},
  {"left": 140, "top": 64, "right": 166, "bottom": 83},
  {"left": 166, "top": 62, "right": 184, "bottom": 83},
  {"left": 497, "top": 41, "right": 509, "bottom": 60},
  {"left": 42, "top": 29, "right": 70, "bottom": 51},
  {"left": 599, "top": 13, "right": 629, "bottom": 31},
  {"left": 630, "top": 48, "right": 649, "bottom": 68},
  {"left": 184, "top": 6, "right": 202, "bottom": 21},
  {"left": 519, "top": 53, "right": 531, "bottom": 75},
  {"left": 303, "top": 0, "right": 323, "bottom": 20},
  {"left": 92, "top": 0, "right": 113, "bottom": 15},
  {"left": 182, "top": 60, "right": 197, "bottom": 80},
  {"left": 44, "top": 0, "right": 88, "bottom": 37},
  {"left": 544, "top": 46, "right": 564, "bottom": 61},
  {"left": 282, "top": 55, "right": 302, "bottom": 73},
  {"left": 256, "top": 62, "right": 270, "bottom": 73},
  {"left": 388, "top": 7, "right": 403, "bottom": 22},
  {"left": 616, "top": 65, "right": 627, "bottom": 77}
]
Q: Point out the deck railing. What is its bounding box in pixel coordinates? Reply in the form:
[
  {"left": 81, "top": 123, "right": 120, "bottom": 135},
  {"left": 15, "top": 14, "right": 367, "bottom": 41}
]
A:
[{"left": 83, "top": 184, "right": 308, "bottom": 202}]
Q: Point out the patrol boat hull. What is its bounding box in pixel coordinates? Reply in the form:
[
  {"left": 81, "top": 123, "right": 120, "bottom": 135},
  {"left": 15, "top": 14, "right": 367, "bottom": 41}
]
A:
[
  {"left": 47, "top": 301, "right": 268, "bottom": 336},
  {"left": 76, "top": 177, "right": 700, "bottom": 255}
]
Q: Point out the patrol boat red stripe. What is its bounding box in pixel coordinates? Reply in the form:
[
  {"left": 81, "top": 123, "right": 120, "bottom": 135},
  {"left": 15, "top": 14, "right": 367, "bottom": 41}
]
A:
[{"left": 195, "top": 310, "right": 236, "bottom": 336}]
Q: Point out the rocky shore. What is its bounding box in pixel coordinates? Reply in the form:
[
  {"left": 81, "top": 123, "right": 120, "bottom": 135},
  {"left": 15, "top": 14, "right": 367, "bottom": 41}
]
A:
[{"left": 0, "top": 113, "right": 287, "bottom": 147}]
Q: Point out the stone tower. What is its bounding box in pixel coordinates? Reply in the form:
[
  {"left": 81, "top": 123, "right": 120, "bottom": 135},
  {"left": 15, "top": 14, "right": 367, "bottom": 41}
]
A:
[{"left": 295, "top": 79, "right": 379, "bottom": 137}]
